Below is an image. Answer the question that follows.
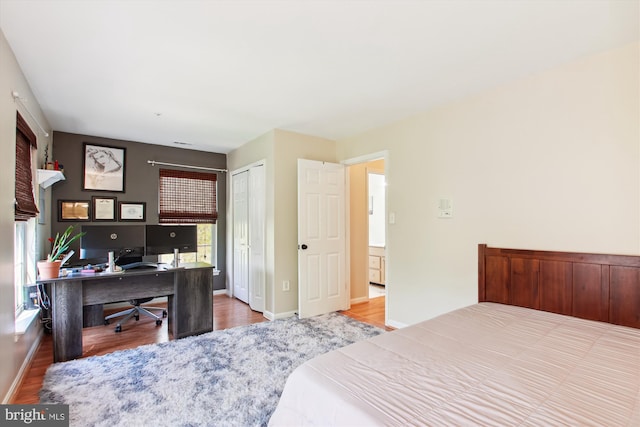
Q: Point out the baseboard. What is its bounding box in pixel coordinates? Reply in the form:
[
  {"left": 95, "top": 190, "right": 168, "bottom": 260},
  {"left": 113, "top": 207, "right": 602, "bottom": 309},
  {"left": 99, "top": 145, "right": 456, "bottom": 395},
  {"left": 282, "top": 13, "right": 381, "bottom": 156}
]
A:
[
  {"left": 386, "top": 319, "right": 408, "bottom": 329},
  {"left": 263, "top": 311, "right": 275, "bottom": 321},
  {"left": 213, "top": 289, "right": 229, "bottom": 296},
  {"left": 263, "top": 310, "right": 297, "bottom": 321},
  {"left": 3, "top": 327, "right": 44, "bottom": 404},
  {"left": 350, "top": 296, "right": 369, "bottom": 305}
]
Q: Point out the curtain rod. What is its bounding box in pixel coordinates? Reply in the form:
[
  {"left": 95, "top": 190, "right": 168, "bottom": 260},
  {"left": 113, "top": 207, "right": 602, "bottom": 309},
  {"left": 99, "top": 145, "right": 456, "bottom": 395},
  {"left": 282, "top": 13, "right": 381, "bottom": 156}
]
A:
[
  {"left": 12, "top": 91, "right": 50, "bottom": 137},
  {"left": 147, "top": 160, "right": 227, "bottom": 173}
]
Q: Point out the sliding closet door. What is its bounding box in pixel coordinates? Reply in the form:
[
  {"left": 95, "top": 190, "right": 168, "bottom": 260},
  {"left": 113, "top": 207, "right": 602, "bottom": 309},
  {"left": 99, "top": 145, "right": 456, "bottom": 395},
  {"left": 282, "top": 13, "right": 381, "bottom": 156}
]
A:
[
  {"left": 232, "top": 163, "right": 266, "bottom": 311},
  {"left": 248, "top": 165, "right": 265, "bottom": 312},
  {"left": 232, "top": 171, "right": 249, "bottom": 303}
]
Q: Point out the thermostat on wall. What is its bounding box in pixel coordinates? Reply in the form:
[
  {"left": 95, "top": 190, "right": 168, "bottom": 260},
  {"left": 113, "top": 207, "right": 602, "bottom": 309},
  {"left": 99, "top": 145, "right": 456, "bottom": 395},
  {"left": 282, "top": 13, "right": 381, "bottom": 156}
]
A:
[{"left": 438, "top": 198, "right": 453, "bottom": 218}]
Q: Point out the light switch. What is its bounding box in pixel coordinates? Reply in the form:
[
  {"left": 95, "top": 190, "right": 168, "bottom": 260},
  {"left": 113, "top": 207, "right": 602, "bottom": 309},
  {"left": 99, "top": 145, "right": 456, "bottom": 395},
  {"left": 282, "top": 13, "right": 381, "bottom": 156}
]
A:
[{"left": 389, "top": 212, "right": 396, "bottom": 224}]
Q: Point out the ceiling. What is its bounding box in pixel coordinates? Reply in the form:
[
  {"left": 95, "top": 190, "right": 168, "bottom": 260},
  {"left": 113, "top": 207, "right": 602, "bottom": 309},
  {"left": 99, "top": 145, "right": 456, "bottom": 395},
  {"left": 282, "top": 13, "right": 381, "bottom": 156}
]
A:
[{"left": 1, "top": 1, "right": 638, "bottom": 153}]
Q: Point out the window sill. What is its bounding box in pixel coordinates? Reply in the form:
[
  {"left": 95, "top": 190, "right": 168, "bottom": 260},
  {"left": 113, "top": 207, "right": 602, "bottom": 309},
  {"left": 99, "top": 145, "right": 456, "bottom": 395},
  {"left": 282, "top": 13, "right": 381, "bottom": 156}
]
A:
[{"left": 15, "top": 308, "right": 40, "bottom": 336}]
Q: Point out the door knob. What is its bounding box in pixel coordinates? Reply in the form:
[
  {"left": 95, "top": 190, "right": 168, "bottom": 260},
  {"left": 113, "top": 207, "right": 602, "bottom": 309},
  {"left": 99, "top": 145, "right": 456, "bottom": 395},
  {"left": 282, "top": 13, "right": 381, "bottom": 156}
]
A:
[{"left": 300, "top": 244, "right": 308, "bottom": 250}]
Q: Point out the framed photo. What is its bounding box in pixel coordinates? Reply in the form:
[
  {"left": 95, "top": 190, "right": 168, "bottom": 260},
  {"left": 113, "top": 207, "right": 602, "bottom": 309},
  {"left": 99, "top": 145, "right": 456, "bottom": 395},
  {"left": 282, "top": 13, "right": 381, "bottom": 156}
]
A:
[
  {"left": 92, "top": 196, "right": 117, "bottom": 221},
  {"left": 58, "top": 200, "right": 91, "bottom": 222},
  {"left": 83, "top": 143, "right": 126, "bottom": 192},
  {"left": 119, "top": 201, "right": 146, "bottom": 221}
]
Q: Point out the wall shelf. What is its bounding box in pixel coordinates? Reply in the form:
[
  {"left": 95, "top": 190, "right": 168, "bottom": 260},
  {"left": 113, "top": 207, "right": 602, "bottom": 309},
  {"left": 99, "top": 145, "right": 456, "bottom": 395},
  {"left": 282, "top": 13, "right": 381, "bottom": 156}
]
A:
[{"left": 37, "top": 169, "right": 65, "bottom": 188}]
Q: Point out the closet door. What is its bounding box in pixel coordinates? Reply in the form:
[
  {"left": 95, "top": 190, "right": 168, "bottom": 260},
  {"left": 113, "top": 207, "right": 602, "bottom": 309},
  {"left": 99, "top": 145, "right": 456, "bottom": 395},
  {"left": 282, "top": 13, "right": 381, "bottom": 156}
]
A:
[
  {"left": 248, "top": 165, "right": 265, "bottom": 312},
  {"left": 232, "top": 171, "right": 249, "bottom": 303}
]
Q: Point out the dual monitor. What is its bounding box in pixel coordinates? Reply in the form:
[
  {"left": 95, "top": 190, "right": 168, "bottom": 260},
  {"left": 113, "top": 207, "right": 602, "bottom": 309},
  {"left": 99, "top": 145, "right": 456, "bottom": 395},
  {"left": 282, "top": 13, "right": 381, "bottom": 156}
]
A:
[{"left": 79, "top": 224, "right": 197, "bottom": 264}]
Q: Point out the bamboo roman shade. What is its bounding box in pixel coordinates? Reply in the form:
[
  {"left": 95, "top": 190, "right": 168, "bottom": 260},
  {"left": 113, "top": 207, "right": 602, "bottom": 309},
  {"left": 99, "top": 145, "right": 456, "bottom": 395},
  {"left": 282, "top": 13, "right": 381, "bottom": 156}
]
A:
[
  {"left": 15, "top": 112, "right": 39, "bottom": 221},
  {"left": 158, "top": 168, "right": 218, "bottom": 223}
]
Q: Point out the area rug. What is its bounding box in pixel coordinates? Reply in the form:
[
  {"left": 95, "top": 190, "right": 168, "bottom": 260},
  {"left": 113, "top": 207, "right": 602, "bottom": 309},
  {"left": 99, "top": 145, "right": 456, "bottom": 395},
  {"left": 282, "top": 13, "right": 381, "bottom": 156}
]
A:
[{"left": 40, "top": 313, "right": 384, "bottom": 427}]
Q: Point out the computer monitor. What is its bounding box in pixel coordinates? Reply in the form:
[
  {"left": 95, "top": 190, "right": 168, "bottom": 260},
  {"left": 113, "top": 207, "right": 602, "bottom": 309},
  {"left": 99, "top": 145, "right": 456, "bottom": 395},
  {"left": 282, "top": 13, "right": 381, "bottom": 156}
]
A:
[
  {"left": 80, "top": 225, "right": 145, "bottom": 263},
  {"left": 145, "top": 225, "right": 197, "bottom": 255}
]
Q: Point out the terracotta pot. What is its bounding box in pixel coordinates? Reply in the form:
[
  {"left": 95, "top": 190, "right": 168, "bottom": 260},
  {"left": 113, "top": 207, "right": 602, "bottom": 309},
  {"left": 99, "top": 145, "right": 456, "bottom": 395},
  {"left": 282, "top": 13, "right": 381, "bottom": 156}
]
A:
[{"left": 37, "top": 260, "right": 62, "bottom": 280}]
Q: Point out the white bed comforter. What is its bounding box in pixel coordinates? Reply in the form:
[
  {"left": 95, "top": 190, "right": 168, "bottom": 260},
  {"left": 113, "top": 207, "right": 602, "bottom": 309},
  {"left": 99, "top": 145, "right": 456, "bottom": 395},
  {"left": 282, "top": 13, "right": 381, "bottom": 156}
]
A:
[{"left": 269, "top": 303, "right": 640, "bottom": 426}]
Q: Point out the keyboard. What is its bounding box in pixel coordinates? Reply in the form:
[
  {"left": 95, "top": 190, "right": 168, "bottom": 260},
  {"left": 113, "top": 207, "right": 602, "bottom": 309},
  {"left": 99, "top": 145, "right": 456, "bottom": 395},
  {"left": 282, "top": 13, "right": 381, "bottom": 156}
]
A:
[{"left": 120, "top": 261, "right": 159, "bottom": 271}]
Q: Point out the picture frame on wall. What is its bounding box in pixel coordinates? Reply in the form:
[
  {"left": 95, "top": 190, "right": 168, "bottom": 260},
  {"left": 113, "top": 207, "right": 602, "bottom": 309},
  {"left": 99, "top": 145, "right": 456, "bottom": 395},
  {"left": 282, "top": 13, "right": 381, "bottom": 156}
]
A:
[
  {"left": 58, "top": 200, "right": 91, "bottom": 222},
  {"left": 83, "top": 143, "right": 126, "bottom": 192},
  {"left": 92, "top": 196, "right": 117, "bottom": 221},
  {"left": 119, "top": 202, "right": 146, "bottom": 222}
]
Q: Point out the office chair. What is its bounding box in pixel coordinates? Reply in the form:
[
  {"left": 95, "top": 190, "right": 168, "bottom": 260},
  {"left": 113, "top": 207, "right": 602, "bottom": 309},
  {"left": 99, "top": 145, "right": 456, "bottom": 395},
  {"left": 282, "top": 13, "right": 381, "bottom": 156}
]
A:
[{"left": 104, "top": 297, "right": 167, "bottom": 333}]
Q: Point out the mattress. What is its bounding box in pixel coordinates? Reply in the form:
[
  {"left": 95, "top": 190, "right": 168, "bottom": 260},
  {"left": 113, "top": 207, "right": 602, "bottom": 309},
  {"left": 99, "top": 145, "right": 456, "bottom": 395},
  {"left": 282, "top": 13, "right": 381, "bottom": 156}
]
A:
[{"left": 269, "top": 303, "right": 640, "bottom": 426}]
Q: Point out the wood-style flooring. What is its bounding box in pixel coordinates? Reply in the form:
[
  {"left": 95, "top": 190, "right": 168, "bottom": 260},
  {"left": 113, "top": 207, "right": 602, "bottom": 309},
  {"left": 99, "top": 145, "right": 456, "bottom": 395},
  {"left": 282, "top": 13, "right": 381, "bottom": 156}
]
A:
[{"left": 10, "top": 294, "right": 388, "bottom": 404}]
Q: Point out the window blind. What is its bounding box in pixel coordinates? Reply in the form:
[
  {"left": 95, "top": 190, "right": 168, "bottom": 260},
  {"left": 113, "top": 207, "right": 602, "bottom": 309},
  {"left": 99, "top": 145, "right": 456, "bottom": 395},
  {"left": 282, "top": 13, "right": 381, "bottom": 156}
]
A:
[
  {"left": 159, "top": 168, "right": 218, "bottom": 223},
  {"left": 15, "top": 112, "right": 39, "bottom": 221}
]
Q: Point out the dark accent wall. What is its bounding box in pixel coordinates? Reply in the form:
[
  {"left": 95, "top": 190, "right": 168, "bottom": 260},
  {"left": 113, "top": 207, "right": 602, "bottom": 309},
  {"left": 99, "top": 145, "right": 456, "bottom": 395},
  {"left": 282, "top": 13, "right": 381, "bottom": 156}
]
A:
[{"left": 51, "top": 131, "right": 227, "bottom": 291}]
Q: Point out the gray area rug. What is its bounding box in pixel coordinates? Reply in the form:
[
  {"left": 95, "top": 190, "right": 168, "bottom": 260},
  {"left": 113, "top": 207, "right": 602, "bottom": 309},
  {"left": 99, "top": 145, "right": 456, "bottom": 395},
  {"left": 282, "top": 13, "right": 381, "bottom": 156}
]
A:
[{"left": 40, "top": 313, "right": 384, "bottom": 427}]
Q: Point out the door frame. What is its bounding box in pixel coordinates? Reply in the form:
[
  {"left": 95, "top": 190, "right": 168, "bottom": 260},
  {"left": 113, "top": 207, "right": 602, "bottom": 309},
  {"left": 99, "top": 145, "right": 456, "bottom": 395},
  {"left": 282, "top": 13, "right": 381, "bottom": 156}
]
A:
[
  {"left": 229, "top": 159, "right": 267, "bottom": 307},
  {"left": 342, "top": 150, "right": 389, "bottom": 325}
]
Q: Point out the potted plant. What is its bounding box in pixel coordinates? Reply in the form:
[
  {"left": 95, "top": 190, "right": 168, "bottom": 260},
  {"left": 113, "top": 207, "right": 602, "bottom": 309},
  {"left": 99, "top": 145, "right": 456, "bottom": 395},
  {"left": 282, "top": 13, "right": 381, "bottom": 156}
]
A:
[{"left": 37, "top": 225, "right": 86, "bottom": 279}]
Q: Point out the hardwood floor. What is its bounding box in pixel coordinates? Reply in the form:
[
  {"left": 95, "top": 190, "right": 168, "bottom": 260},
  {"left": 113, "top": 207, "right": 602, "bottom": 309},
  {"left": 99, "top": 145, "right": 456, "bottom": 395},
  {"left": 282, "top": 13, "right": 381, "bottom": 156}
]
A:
[
  {"left": 10, "top": 294, "right": 387, "bottom": 404},
  {"left": 343, "top": 294, "right": 390, "bottom": 331}
]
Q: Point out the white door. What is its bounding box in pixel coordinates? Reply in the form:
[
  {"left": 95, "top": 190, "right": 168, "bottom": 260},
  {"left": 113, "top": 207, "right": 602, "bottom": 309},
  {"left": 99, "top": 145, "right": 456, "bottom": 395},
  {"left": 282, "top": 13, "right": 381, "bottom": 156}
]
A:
[
  {"left": 248, "top": 165, "right": 265, "bottom": 312},
  {"left": 232, "top": 171, "right": 249, "bottom": 303},
  {"left": 298, "top": 159, "right": 348, "bottom": 318}
]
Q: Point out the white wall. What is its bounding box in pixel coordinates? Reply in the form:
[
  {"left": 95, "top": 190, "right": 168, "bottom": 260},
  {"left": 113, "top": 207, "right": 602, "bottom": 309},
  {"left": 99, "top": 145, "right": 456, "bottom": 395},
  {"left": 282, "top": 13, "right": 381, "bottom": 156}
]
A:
[
  {"left": 337, "top": 43, "right": 640, "bottom": 327},
  {"left": 227, "top": 130, "right": 275, "bottom": 313},
  {"left": 0, "top": 29, "right": 51, "bottom": 401},
  {"left": 271, "top": 129, "right": 336, "bottom": 314},
  {"left": 227, "top": 129, "right": 336, "bottom": 317}
]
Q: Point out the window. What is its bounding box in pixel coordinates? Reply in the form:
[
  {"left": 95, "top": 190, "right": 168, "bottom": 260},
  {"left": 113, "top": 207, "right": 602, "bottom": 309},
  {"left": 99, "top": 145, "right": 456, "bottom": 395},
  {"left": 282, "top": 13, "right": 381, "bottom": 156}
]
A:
[
  {"left": 15, "top": 112, "right": 38, "bottom": 315},
  {"left": 158, "top": 169, "right": 218, "bottom": 224},
  {"left": 158, "top": 224, "right": 216, "bottom": 266},
  {"left": 14, "top": 220, "right": 37, "bottom": 314},
  {"left": 14, "top": 223, "right": 26, "bottom": 312},
  {"left": 157, "top": 169, "right": 218, "bottom": 267},
  {"left": 15, "top": 112, "right": 38, "bottom": 221}
]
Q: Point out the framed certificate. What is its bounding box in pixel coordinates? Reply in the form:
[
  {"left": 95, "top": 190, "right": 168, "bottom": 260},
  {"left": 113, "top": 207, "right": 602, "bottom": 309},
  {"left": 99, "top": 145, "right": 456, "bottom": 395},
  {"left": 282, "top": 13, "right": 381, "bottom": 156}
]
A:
[
  {"left": 118, "top": 202, "right": 146, "bottom": 222},
  {"left": 58, "top": 200, "right": 91, "bottom": 221},
  {"left": 92, "top": 196, "right": 117, "bottom": 221}
]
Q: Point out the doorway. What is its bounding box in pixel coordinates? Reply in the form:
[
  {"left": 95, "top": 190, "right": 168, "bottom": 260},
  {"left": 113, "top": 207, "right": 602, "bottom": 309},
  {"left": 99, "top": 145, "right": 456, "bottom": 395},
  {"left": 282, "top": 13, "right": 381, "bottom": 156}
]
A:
[
  {"left": 367, "top": 169, "right": 386, "bottom": 299},
  {"left": 345, "top": 153, "right": 388, "bottom": 323}
]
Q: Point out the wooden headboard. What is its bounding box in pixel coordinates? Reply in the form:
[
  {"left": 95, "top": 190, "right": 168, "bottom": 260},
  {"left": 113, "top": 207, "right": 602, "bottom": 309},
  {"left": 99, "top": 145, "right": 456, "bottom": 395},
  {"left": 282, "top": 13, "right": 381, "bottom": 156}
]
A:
[{"left": 478, "top": 244, "right": 640, "bottom": 329}]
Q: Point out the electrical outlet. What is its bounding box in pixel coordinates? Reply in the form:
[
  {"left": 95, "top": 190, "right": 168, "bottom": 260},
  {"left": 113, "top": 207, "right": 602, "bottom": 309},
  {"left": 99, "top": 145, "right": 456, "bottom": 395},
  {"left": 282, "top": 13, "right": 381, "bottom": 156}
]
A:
[{"left": 283, "top": 280, "right": 290, "bottom": 291}]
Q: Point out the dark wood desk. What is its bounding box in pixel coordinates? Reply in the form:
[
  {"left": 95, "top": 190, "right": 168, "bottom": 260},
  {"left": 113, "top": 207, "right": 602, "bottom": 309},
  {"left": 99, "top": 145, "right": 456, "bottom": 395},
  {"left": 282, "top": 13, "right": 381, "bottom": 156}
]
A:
[{"left": 38, "top": 263, "right": 214, "bottom": 362}]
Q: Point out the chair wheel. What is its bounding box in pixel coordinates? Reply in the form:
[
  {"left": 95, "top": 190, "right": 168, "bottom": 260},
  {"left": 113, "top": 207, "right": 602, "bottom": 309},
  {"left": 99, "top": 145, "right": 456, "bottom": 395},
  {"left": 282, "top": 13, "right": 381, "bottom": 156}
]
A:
[
  {"left": 156, "top": 319, "right": 162, "bottom": 326},
  {"left": 115, "top": 325, "right": 122, "bottom": 333},
  {"left": 162, "top": 310, "right": 167, "bottom": 318},
  {"left": 104, "top": 319, "right": 110, "bottom": 325},
  {"left": 134, "top": 315, "right": 140, "bottom": 321}
]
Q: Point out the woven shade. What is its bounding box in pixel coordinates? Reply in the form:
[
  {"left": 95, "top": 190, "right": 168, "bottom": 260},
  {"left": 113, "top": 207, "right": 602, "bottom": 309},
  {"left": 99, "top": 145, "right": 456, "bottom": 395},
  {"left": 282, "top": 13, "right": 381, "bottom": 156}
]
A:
[
  {"left": 159, "top": 168, "right": 217, "bottom": 223},
  {"left": 15, "top": 112, "right": 39, "bottom": 221}
]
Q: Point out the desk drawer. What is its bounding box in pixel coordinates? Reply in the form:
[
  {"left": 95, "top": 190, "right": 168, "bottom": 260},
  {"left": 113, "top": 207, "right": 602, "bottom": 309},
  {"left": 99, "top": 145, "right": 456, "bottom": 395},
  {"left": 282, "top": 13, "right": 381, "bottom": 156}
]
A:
[{"left": 83, "top": 273, "right": 174, "bottom": 305}]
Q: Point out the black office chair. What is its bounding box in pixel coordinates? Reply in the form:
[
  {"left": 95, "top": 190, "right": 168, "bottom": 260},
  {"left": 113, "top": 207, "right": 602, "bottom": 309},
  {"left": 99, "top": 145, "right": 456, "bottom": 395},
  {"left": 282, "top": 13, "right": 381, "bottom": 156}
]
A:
[{"left": 104, "top": 297, "right": 167, "bottom": 332}]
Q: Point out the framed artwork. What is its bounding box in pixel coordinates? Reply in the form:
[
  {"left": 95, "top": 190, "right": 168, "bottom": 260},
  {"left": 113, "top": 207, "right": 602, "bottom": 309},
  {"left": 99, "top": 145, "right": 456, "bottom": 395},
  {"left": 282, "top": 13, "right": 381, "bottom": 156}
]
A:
[
  {"left": 83, "top": 143, "right": 126, "bottom": 192},
  {"left": 58, "top": 200, "right": 91, "bottom": 222},
  {"left": 119, "top": 201, "right": 146, "bottom": 221},
  {"left": 92, "top": 196, "right": 117, "bottom": 221}
]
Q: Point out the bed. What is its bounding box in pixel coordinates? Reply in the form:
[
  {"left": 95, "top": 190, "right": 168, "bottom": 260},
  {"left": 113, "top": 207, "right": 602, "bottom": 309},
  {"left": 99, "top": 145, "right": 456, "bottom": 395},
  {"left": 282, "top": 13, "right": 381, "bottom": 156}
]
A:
[{"left": 269, "top": 244, "right": 640, "bottom": 426}]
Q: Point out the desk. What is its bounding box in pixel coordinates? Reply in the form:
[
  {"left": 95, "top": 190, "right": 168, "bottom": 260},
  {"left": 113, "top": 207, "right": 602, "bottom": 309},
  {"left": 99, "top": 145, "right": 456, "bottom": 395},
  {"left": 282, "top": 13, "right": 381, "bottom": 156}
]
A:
[{"left": 38, "top": 263, "right": 214, "bottom": 362}]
